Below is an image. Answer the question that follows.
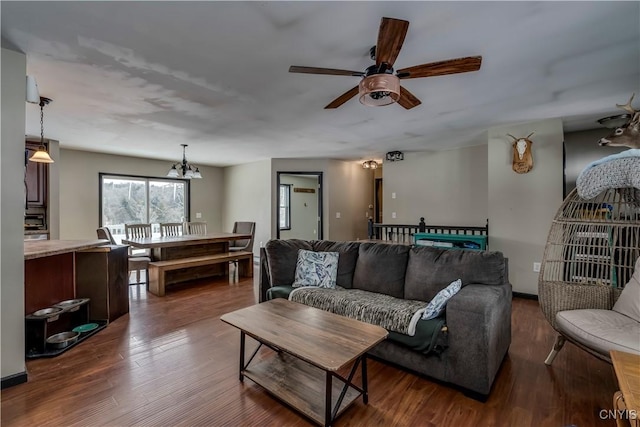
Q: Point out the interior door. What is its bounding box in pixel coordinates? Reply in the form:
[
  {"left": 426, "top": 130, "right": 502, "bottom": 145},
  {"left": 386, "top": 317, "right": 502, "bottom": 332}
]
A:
[{"left": 276, "top": 172, "right": 323, "bottom": 240}]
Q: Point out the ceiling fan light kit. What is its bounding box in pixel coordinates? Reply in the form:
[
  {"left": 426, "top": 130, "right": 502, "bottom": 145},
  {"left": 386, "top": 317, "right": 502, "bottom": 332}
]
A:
[
  {"left": 289, "top": 17, "right": 481, "bottom": 110},
  {"left": 359, "top": 74, "right": 400, "bottom": 106}
]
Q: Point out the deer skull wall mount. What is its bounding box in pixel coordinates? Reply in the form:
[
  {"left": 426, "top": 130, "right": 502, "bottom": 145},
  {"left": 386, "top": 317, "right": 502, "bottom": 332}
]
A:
[
  {"left": 507, "top": 132, "right": 534, "bottom": 174},
  {"left": 599, "top": 94, "right": 640, "bottom": 149}
]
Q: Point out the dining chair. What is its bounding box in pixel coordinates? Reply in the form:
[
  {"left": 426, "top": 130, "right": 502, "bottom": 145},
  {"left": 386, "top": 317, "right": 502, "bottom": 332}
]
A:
[
  {"left": 160, "top": 222, "right": 183, "bottom": 237},
  {"left": 125, "top": 223, "right": 152, "bottom": 240},
  {"left": 230, "top": 221, "right": 256, "bottom": 269},
  {"left": 230, "top": 221, "right": 255, "bottom": 252},
  {"left": 98, "top": 226, "right": 151, "bottom": 286},
  {"left": 184, "top": 221, "right": 207, "bottom": 235}
]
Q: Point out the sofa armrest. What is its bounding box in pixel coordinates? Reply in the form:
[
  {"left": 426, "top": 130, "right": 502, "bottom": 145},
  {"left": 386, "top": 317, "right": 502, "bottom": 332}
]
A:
[
  {"left": 444, "top": 283, "right": 512, "bottom": 395},
  {"left": 258, "top": 247, "right": 272, "bottom": 303}
]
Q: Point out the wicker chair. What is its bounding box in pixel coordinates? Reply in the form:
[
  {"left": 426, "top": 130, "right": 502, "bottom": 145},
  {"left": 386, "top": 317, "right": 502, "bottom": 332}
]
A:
[{"left": 539, "top": 187, "right": 640, "bottom": 364}]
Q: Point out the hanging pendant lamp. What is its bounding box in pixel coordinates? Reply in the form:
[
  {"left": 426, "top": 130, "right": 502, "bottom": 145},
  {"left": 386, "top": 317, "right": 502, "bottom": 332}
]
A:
[{"left": 29, "top": 97, "right": 54, "bottom": 163}]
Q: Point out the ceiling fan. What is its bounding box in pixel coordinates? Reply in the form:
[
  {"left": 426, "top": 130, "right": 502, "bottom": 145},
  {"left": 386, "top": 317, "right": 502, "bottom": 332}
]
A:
[{"left": 289, "top": 17, "right": 482, "bottom": 110}]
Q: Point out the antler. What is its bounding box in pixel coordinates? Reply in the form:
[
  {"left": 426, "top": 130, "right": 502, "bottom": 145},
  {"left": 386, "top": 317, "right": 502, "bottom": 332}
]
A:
[
  {"left": 506, "top": 134, "right": 518, "bottom": 142},
  {"left": 526, "top": 132, "right": 535, "bottom": 139},
  {"left": 616, "top": 93, "right": 638, "bottom": 114}
]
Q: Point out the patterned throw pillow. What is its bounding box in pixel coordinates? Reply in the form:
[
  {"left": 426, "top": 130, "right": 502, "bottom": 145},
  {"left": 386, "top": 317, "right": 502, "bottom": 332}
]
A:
[
  {"left": 292, "top": 250, "right": 339, "bottom": 289},
  {"left": 421, "top": 279, "right": 462, "bottom": 320}
]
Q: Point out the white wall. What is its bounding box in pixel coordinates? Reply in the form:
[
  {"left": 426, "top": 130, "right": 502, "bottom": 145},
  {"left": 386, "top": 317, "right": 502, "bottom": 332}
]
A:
[
  {"left": 382, "top": 145, "right": 489, "bottom": 226},
  {"left": 327, "top": 160, "right": 372, "bottom": 240},
  {"left": 488, "top": 119, "right": 564, "bottom": 294},
  {"left": 222, "top": 159, "right": 271, "bottom": 254},
  {"left": 280, "top": 175, "right": 319, "bottom": 240},
  {"left": 1, "top": 48, "right": 27, "bottom": 380},
  {"left": 59, "top": 149, "right": 224, "bottom": 239}
]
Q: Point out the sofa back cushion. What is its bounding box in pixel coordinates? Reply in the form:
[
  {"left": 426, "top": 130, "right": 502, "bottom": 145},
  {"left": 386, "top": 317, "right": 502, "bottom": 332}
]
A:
[
  {"left": 311, "top": 241, "right": 360, "bottom": 288},
  {"left": 265, "top": 239, "right": 313, "bottom": 286},
  {"left": 352, "top": 243, "right": 410, "bottom": 298},
  {"left": 404, "top": 246, "right": 506, "bottom": 301}
]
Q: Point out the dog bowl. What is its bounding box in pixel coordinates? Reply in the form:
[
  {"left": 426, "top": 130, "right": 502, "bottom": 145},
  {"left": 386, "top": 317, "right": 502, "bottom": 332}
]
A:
[
  {"left": 72, "top": 323, "right": 99, "bottom": 334},
  {"left": 31, "top": 307, "right": 64, "bottom": 318},
  {"left": 54, "top": 298, "right": 88, "bottom": 311},
  {"left": 46, "top": 331, "right": 80, "bottom": 349}
]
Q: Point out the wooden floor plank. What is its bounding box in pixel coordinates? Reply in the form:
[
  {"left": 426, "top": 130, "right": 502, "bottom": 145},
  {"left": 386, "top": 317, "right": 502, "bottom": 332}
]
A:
[{"left": 1, "top": 275, "right": 617, "bottom": 427}]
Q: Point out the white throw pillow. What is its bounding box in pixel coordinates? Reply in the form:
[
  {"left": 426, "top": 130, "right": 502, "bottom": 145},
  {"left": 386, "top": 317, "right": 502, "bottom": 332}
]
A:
[
  {"left": 422, "top": 279, "right": 462, "bottom": 320},
  {"left": 292, "top": 250, "right": 339, "bottom": 289},
  {"left": 612, "top": 257, "right": 640, "bottom": 322}
]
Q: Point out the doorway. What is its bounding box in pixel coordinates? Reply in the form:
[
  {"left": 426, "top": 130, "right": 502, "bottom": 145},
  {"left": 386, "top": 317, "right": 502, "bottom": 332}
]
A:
[
  {"left": 375, "top": 178, "right": 383, "bottom": 223},
  {"left": 276, "top": 172, "right": 323, "bottom": 240}
]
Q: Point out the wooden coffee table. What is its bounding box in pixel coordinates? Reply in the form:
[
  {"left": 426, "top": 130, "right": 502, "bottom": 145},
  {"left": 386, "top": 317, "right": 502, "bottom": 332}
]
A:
[{"left": 221, "top": 298, "right": 388, "bottom": 426}]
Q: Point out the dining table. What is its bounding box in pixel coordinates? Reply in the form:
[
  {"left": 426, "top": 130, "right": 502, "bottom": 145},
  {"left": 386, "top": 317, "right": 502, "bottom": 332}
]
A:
[
  {"left": 121, "top": 232, "right": 252, "bottom": 261},
  {"left": 121, "top": 232, "right": 253, "bottom": 288}
]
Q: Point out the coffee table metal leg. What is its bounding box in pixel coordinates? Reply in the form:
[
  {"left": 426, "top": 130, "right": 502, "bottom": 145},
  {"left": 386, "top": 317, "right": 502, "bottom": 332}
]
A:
[
  {"left": 325, "top": 371, "right": 333, "bottom": 427},
  {"left": 239, "top": 331, "right": 245, "bottom": 382},
  {"left": 362, "top": 355, "right": 368, "bottom": 404}
]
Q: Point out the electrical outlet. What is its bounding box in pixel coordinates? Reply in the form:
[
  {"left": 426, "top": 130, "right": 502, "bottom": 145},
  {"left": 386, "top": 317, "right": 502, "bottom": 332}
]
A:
[
  {"left": 196, "top": 212, "right": 202, "bottom": 219},
  {"left": 392, "top": 192, "right": 396, "bottom": 199},
  {"left": 533, "top": 262, "right": 541, "bottom": 272},
  {"left": 336, "top": 212, "right": 341, "bottom": 219},
  {"left": 392, "top": 212, "right": 397, "bottom": 219}
]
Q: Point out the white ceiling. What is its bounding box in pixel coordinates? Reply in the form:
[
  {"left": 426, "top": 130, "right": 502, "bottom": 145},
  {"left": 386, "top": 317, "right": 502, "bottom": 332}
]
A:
[{"left": 2, "top": 1, "right": 639, "bottom": 167}]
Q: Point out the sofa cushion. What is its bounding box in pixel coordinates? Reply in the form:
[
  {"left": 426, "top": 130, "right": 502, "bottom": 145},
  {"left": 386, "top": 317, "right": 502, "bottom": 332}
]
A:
[
  {"left": 556, "top": 309, "right": 640, "bottom": 356},
  {"left": 265, "top": 239, "right": 313, "bottom": 286},
  {"left": 352, "top": 243, "right": 410, "bottom": 298},
  {"left": 404, "top": 246, "right": 506, "bottom": 302},
  {"left": 292, "top": 250, "right": 339, "bottom": 288},
  {"left": 311, "top": 240, "right": 360, "bottom": 288},
  {"left": 612, "top": 257, "right": 640, "bottom": 322}
]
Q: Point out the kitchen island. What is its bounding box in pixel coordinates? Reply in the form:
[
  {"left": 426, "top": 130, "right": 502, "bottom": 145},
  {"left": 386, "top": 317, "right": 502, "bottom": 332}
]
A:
[
  {"left": 24, "top": 239, "right": 130, "bottom": 358},
  {"left": 24, "top": 239, "right": 108, "bottom": 314}
]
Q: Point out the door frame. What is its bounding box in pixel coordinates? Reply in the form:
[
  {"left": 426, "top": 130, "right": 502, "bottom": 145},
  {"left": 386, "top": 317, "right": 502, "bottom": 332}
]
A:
[{"left": 276, "top": 172, "right": 323, "bottom": 240}]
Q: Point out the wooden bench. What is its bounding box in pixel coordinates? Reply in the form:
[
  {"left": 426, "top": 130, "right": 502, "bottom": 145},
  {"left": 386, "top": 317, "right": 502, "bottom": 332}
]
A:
[{"left": 148, "top": 251, "right": 253, "bottom": 296}]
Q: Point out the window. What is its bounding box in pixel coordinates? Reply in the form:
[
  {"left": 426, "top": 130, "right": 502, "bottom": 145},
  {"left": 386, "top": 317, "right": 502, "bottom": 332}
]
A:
[
  {"left": 279, "top": 184, "right": 291, "bottom": 230},
  {"left": 100, "top": 174, "right": 189, "bottom": 242}
]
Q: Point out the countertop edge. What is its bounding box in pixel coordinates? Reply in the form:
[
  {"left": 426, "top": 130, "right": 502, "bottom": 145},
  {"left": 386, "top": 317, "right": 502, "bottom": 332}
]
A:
[{"left": 25, "top": 240, "right": 110, "bottom": 260}]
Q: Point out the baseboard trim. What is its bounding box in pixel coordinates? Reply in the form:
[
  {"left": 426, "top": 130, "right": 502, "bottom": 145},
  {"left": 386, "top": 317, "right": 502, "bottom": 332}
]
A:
[
  {"left": 1, "top": 371, "right": 27, "bottom": 389},
  {"left": 513, "top": 292, "right": 538, "bottom": 301}
]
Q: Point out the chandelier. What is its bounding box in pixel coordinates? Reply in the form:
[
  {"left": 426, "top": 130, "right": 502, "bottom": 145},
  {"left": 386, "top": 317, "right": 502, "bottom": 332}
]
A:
[
  {"left": 29, "top": 97, "right": 54, "bottom": 163},
  {"left": 166, "top": 144, "right": 202, "bottom": 179}
]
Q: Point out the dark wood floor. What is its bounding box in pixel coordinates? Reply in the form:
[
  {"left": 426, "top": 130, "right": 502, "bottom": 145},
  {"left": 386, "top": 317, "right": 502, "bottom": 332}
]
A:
[{"left": 2, "top": 274, "right": 618, "bottom": 426}]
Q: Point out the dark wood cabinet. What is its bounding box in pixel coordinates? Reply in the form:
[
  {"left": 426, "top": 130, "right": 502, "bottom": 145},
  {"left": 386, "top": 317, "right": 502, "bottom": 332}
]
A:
[
  {"left": 25, "top": 140, "right": 48, "bottom": 208},
  {"left": 76, "top": 245, "right": 129, "bottom": 323}
]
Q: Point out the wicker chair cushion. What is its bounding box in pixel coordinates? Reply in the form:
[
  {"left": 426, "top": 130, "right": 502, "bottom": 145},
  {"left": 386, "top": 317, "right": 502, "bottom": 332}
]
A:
[
  {"left": 612, "top": 257, "right": 640, "bottom": 322},
  {"left": 556, "top": 309, "right": 640, "bottom": 356}
]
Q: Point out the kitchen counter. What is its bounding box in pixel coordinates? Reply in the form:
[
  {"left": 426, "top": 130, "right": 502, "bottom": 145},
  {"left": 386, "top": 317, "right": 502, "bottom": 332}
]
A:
[{"left": 24, "top": 239, "right": 108, "bottom": 260}]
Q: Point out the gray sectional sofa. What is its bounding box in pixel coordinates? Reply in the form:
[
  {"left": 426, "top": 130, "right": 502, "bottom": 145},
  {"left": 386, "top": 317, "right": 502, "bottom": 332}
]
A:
[{"left": 258, "top": 239, "right": 512, "bottom": 398}]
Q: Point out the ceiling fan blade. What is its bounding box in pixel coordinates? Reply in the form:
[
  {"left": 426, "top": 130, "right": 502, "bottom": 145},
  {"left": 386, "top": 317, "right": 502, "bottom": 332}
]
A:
[
  {"left": 289, "top": 66, "right": 364, "bottom": 77},
  {"left": 397, "top": 87, "right": 421, "bottom": 110},
  {"left": 376, "top": 17, "right": 409, "bottom": 68},
  {"left": 325, "top": 86, "right": 360, "bottom": 109},
  {"left": 397, "top": 56, "right": 482, "bottom": 79}
]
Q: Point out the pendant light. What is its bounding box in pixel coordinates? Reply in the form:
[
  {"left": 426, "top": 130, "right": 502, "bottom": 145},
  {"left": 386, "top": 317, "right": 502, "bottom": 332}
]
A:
[{"left": 29, "top": 97, "right": 54, "bottom": 163}]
